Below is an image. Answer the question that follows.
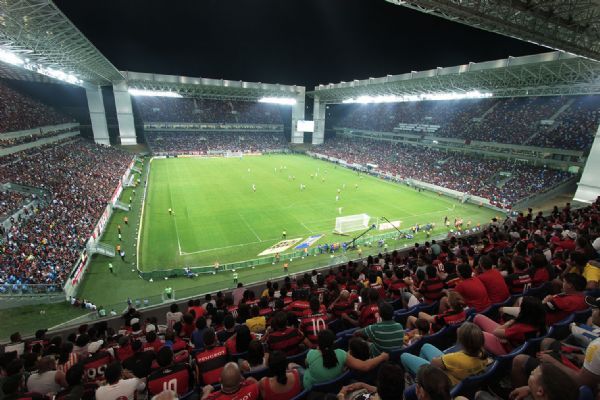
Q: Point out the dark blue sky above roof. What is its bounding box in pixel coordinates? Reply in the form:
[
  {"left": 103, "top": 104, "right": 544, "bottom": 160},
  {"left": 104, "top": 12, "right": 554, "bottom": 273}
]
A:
[{"left": 55, "top": 0, "right": 546, "bottom": 89}]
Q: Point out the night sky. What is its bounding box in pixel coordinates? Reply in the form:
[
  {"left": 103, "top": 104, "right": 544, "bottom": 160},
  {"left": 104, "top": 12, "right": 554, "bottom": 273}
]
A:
[{"left": 54, "top": 0, "right": 547, "bottom": 90}]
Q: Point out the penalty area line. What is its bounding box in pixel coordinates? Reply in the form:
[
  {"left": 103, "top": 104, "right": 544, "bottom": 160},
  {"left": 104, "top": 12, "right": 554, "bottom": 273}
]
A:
[{"left": 238, "top": 212, "right": 262, "bottom": 242}]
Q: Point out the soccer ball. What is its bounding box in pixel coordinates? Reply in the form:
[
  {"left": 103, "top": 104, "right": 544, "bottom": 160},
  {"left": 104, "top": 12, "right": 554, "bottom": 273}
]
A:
[
  {"left": 149, "top": 278, "right": 153, "bottom": 282},
  {"left": 302, "top": 257, "right": 304, "bottom": 259},
  {"left": 213, "top": 272, "right": 216, "bottom": 275},
  {"left": 272, "top": 262, "right": 275, "bottom": 265},
  {"left": 252, "top": 266, "right": 255, "bottom": 269},
  {"left": 164, "top": 277, "right": 168, "bottom": 280},
  {"left": 39, "top": 310, "right": 46, "bottom": 315}
]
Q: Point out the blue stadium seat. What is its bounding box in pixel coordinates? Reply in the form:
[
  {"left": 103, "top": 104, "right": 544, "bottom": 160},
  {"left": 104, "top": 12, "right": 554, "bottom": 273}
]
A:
[
  {"left": 481, "top": 295, "right": 517, "bottom": 321},
  {"left": 243, "top": 367, "right": 269, "bottom": 381},
  {"left": 579, "top": 385, "right": 594, "bottom": 400},
  {"left": 311, "top": 370, "right": 353, "bottom": 393},
  {"left": 421, "top": 324, "right": 460, "bottom": 352},
  {"left": 335, "top": 327, "right": 359, "bottom": 349},
  {"left": 574, "top": 308, "right": 592, "bottom": 324},
  {"left": 394, "top": 305, "right": 421, "bottom": 326},
  {"left": 228, "top": 351, "right": 248, "bottom": 362},
  {"left": 417, "top": 301, "right": 439, "bottom": 316},
  {"left": 548, "top": 314, "right": 576, "bottom": 340},
  {"left": 495, "top": 342, "right": 529, "bottom": 372},
  {"left": 523, "top": 282, "right": 551, "bottom": 299},
  {"left": 403, "top": 384, "right": 418, "bottom": 400},
  {"left": 390, "top": 298, "right": 404, "bottom": 310},
  {"left": 451, "top": 360, "right": 499, "bottom": 398},
  {"left": 290, "top": 389, "right": 309, "bottom": 400},
  {"left": 328, "top": 318, "right": 345, "bottom": 334},
  {"left": 287, "top": 349, "right": 309, "bottom": 367},
  {"left": 389, "top": 337, "right": 425, "bottom": 363}
]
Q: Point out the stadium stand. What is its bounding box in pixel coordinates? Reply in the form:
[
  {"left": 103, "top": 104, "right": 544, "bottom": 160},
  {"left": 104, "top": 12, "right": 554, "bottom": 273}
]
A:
[
  {"left": 0, "top": 80, "right": 73, "bottom": 134},
  {"left": 134, "top": 97, "right": 287, "bottom": 125},
  {"left": 333, "top": 94, "right": 600, "bottom": 151},
  {"left": 2, "top": 198, "right": 599, "bottom": 400},
  {"left": 0, "top": 139, "right": 132, "bottom": 286},
  {"left": 317, "top": 136, "right": 573, "bottom": 206},
  {"left": 146, "top": 132, "right": 288, "bottom": 155}
]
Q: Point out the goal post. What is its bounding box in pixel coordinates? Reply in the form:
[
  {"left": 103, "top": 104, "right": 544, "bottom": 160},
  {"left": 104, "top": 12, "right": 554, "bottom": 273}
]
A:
[{"left": 334, "top": 213, "right": 371, "bottom": 234}]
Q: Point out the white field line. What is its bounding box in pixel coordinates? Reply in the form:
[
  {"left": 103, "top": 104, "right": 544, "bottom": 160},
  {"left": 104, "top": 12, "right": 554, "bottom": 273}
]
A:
[
  {"left": 136, "top": 158, "right": 152, "bottom": 271},
  {"left": 300, "top": 221, "right": 315, "bottom": 233},
  {"left": 179, "top": 208, "right": 454, "bottom": 256},
  {"left": 238, "top": 212, "right": 262, "bottom": 242},
  {"left": 165, "top": 162, "right": 183, "bottom": 255}
]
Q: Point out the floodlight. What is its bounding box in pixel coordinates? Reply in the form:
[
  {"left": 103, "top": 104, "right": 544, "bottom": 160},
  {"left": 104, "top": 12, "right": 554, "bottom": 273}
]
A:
[
  {"left": 128, "top": 89, "right": 182, "bottom": 98},
  {"left": 258, "top": 97, "right": 296, "bottom": 105},
  {"left": 342, "top": 90, "right": 492, "bottom": 104},
  {"left": 0, "top": 48, "right": 24, "bottom": 66}
]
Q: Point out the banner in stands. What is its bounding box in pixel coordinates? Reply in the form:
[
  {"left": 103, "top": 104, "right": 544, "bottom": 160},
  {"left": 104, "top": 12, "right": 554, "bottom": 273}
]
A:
[{"left": 258, "top": 238, "right": 302, "bottom": 256}]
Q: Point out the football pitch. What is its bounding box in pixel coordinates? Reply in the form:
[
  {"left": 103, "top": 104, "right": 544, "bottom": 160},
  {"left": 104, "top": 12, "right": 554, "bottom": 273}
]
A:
[{"left": 139, "top": 154, "right": 496, "bottom": 270}]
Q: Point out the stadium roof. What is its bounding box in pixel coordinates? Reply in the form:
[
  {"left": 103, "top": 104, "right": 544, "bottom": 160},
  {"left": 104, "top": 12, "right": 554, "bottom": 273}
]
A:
[
  {"left": 385, "top": 0, "right": 600, "bottom": 62},
  {"left": 0, "top": 0, "right": 124, "bottom": 85},
  {"left": 124, "top": 71, "right": 305, "bottom": 101},
  {"left": 309, "top": 51, "right": 600, "bottom": 103}
]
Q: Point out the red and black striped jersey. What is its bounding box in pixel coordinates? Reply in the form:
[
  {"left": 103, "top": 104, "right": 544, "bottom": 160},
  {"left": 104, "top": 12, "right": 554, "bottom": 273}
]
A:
[
  {"left": 505, "top": 272, "right": 532, "bottom": 294},
  {"left": 358, "top": 304, "right": 380, "bottom": 327},
  {"left": 418, "top": 278, "right": 445, "bottom": 303},
  {"left": 195, "top": 346, "right": 228, "bottom": 385},
  {"left": 286, "top": 300, "right": 310, "bottom": 317},
  {"left": 266, "top": 327, "right": 305, "bottom": 356},
  {"left": 147, "top": 363, "right": 193, "bottom": 397},
  {"left": 82, "top": 351, "right": 113, "bottom": 384},
  {"left": 300, "top": 307, "right": 330, "bottom": 345}
]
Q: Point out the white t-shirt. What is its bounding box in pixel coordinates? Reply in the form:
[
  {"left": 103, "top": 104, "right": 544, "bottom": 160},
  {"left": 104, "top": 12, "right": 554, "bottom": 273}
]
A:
[
  {"left": 166, "top": 311, "right": 183, "bottom": 329},
  {"left": 583, "top": 337, "right": 600, "bottom": 376},
  {"left": 95, "top": 378, "right": 145, "bottom": 400}
]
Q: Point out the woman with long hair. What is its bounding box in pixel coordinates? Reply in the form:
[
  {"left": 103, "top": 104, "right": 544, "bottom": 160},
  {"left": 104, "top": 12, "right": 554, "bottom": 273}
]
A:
[
  {"left": 259, "top": 350, "right": 303, "bottom": 400},
  {"left": 473, "top": 296, "right": 546, "bottom": 355},
  {"left": 401, "top": 322, "right": 489, "bottom": 386},
  {"left": 303, "top": 329, "right": 388, "bottom": 389},
  {"left": 224, "top": 324, "right": 255, "bottom": 355}
]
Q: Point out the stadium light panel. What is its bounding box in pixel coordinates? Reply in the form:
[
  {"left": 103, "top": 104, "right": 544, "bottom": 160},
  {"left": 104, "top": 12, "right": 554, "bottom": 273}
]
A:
[
  {"left": 342, "top": 91, "right": 492, "bottom": 104},
  {"left": 258, "top": 97, "right": 297, "bottom": 105},
  {"left": 23, "top": 65, "right": 83, "bottom": 85},
  {"left": 0, "top": 47, "right": 24, "bottom": 66},
  {"left": 128, "top": 89, "right": 183, "bottom": 98},
  {"left": 0, "top": 46, "right": 83, "bottom": 85}
]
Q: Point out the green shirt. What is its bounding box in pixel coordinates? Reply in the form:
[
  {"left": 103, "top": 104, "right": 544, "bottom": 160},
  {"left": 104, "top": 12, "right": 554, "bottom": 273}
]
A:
[
  {"left": 303, "top": 348, "right": 347, "bottom": 389},
  {"left": 360, "top": 320, "right": 404, "bottom": 355}
]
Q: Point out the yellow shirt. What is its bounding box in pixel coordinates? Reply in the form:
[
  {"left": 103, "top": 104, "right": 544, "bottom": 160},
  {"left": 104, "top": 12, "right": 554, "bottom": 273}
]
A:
[
  {"left": 441, "top": 351, "right": 489, "bottom": 386},
  {"left": 246, "top": 316, "right": 266, "bottom": 334},
  {"left": 583, "top": 263, "right": 600, "bottom": 283}
]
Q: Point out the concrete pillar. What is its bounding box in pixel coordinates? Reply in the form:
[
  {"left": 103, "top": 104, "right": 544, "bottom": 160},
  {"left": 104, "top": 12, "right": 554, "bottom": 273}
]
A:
[
  {"left": 575, "top": 123, "right": 600, "bottom": 203},
  {"left": 290, "top": 89, "right": 306, "bottom": 144},
  {"left": 312, "top": 96, "right": 326, "bottom": 145},
  {"left": 112, "top": 81, "right": 137, "bottom": 145},
  {"left": 84, "top": 85, "right": 110, "bottom": 146}
]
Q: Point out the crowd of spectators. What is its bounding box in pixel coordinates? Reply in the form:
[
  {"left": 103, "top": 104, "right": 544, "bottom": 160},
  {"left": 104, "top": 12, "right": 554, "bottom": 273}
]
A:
[
  {"left": 0, "top": 81, "right": 73, "bottom": 134},
  {"left": 332, "top": 94, "right": 600, "bottom": 151},
  {"left": 0, "top": 127, "right": 79, "bottom": 149},
  {"left": 0, "top": 190, "right": 31, "bottom": 220},
  {"left": 134, "top": 97, "right": 287, "bottom": 125},
  {"left": 532, "top": 96, "right": 600, "bottom": 151},
  {"left": 2, "top": 198, "right": 600, "bottom": 400},
  {"left": 146, "top": 132, "right": 288, "bottom": 154},
  {"left": 318, "top": 137, "right": 573, "bottom": 206},
  {"left": 0, "top": 139, "right": 133, "bottom": 286}
]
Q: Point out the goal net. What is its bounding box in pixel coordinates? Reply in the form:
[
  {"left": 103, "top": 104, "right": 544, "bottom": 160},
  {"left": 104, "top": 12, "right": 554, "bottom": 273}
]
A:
[{"left": 334, "top": 214, "right": 371, "bottom": 234}]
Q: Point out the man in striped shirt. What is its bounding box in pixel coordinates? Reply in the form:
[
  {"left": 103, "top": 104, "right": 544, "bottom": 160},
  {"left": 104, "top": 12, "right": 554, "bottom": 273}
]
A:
[{"left": 356, "top": 302, "right": 404, "bottom": 355}]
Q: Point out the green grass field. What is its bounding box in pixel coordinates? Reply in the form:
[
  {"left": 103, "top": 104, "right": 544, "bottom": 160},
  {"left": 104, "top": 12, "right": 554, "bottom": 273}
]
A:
[
  {"left": 140, "top": 155, "right": 495, "bottom": 270},
  {"left": 0, "top": 154, "right": 498, "bottom": 339}
]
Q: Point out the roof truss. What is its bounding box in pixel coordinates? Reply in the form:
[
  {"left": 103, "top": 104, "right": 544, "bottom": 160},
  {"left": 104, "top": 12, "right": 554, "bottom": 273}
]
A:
[
  {"left": 385, "top": 0, "right": 600, "bottom": 62},
  {"left": 0, "top": 0, "right": 123, "bottom": 85},
  {"left": 310, "top": 51, "right": 600, "bottom": 103}
]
